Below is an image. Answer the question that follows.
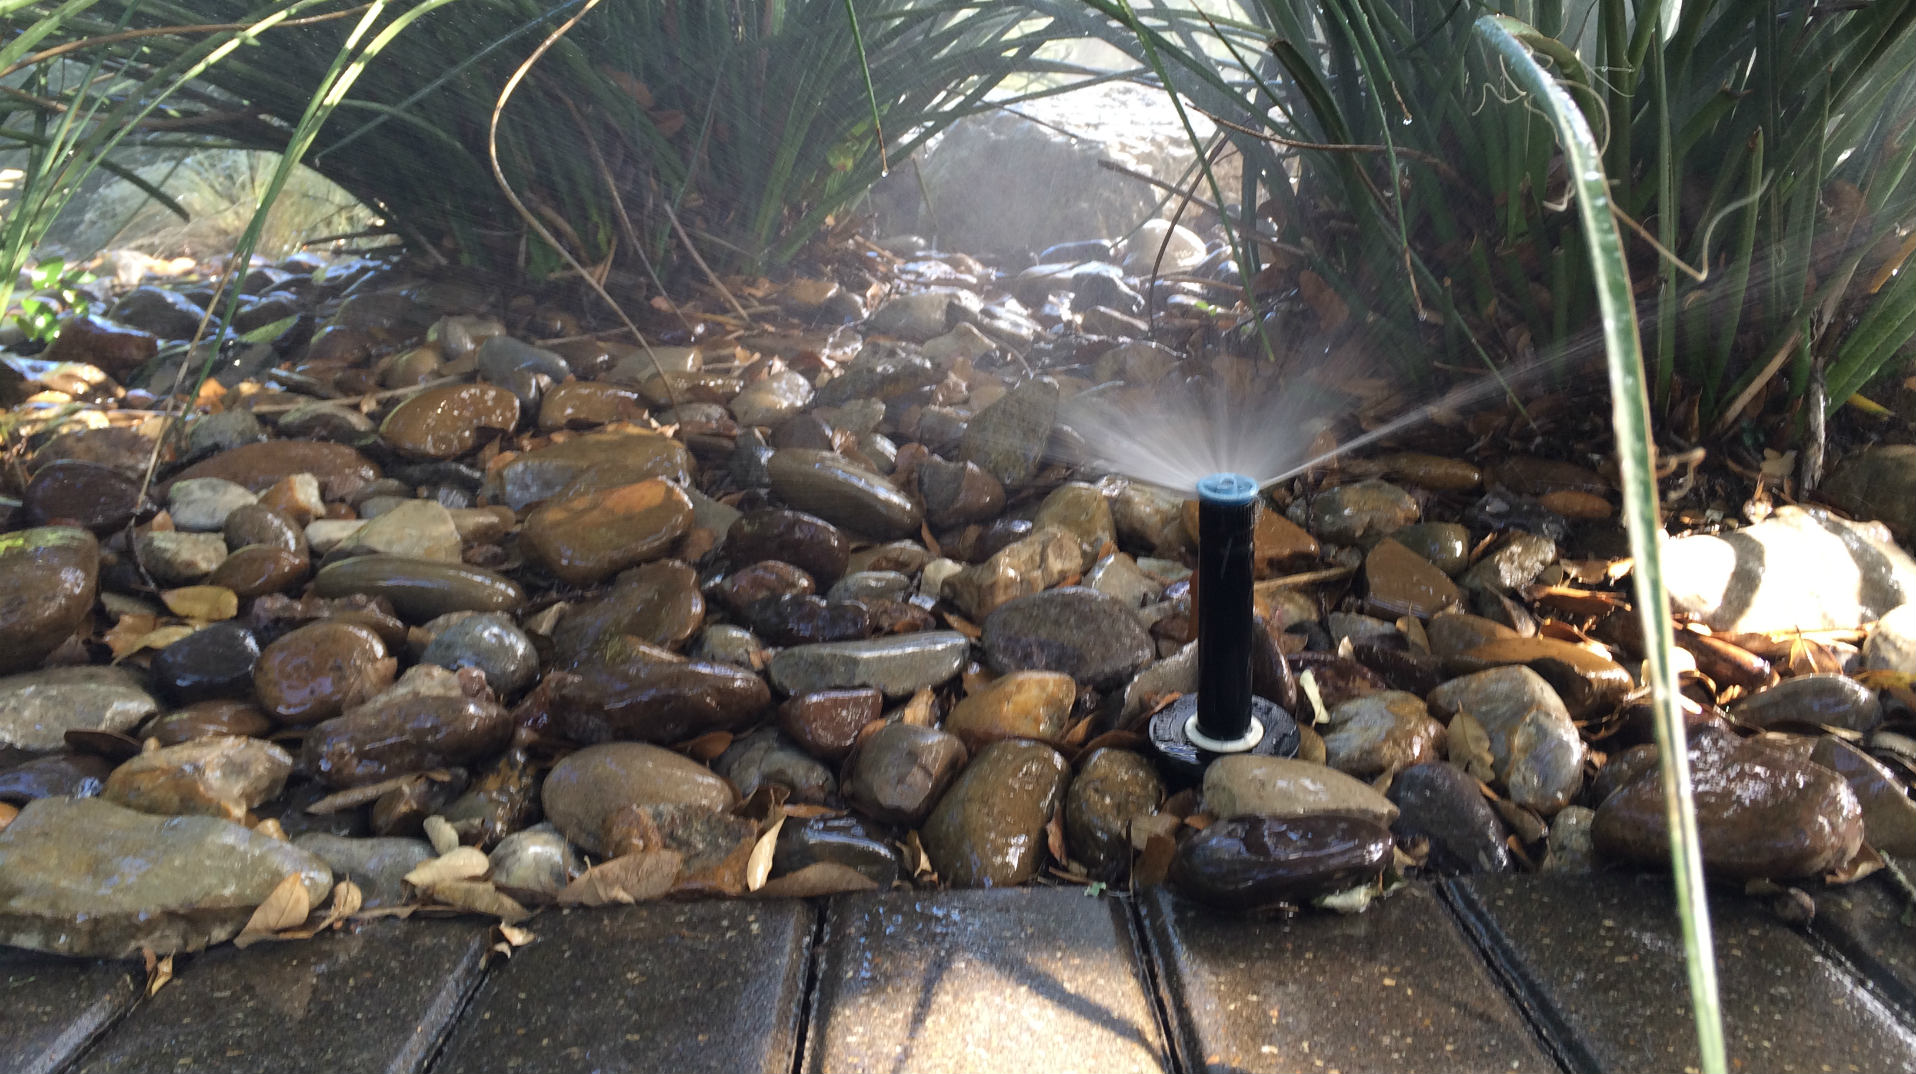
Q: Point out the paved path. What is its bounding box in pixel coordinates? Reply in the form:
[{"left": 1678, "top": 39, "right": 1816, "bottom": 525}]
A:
[{"left": 5, "top": 871, "right": 1915, "bottom": 1074}]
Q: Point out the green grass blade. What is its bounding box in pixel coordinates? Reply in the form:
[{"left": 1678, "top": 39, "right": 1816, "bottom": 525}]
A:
[{"left": 1476, "top": 14, "right": 1728, "bottom": 1074}]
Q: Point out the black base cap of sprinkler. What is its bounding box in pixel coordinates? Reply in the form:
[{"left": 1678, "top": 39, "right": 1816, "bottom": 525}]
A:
[{"left": 1148, "top": 693, "right": 1300, "bottom": 785}]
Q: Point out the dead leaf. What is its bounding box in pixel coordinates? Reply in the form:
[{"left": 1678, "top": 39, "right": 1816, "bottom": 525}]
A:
[
  {"left": 306, "top": 771, "right": 453, "bottom": 814},
  {"left": 495, "top": 923, "right": 536, "bottom": 948},
  {"left": 1448, "top": 711, "right": 1498, "bottom": 783},
  {"left": 235, "top": 873, "right": 312, "bottom": 948},
  {"left": 556, "top": 851, "right": 682, "bottom": 907},
  {"left": 752, "top": 862, "right": 881, "bottom": 898},
  {"left": 678, "top": 730, "right": 734, "bottom": 763},
  {"left": 428, "top": 879, "right": 530, "bottom": 924},
  {"left": 1824, "top": 842, "right": 1885, "bottom": 886},
  {"left": 103, "top": 613, "right": 162, "bottom": 660},
  {"left": 942, "top": 611, "right": 982, "bottom": 639},
  {"left": 252, "top": 817, "right": 287, "bottom": 841},
  {"left": 746, "top": 814, "right": 786, "bottom": 892},
  {"left": 161, "top": 585, "right": 238, "bottom": 622},
  {"left": 423, "top": 815, "right": 459, "bottom": 856},
  {"left": 1045, "top": 809, "right": 1069, "bottom": 866},
  {"left": 142, "top": 949, "right": 174, "bottom": 996},
  {"left": 404, "top": 847, "right": 490, "bottom": 889}
]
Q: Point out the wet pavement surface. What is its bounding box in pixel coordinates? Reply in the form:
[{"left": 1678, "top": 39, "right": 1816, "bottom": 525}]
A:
[{"left": 7, "top": 870, "right": 1916, "bottom": 1074}]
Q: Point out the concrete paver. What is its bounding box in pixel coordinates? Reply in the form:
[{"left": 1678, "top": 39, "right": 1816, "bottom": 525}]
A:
[
  {"left": 431, "top": 900, "right": 811, "bottom": 1074},
  {"left": 1140, "top": 883, "right": 1556, "bottom": 1074},
  {"left": 803, "top": 887, "right": 1169, "bottom": 1074},
  {"left": 69, "top": 919, "right": 488, "bottom": 1074},
  {"left": 1809, "top": 871, "right": 1916, "bottom": 1018},
  {"left": 0, "top": 951, "right": 139, "bottom": 1074},
  {"left": 1449, "top": 873, "right": 1916, "bottom": 1074}
]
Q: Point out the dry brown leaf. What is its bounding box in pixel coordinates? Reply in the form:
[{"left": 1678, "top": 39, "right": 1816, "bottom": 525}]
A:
[
  {"left": 1824, "top": 842, "right": 1885, "bottom": 886},
  {"left": 102, "top": 613, "right": 162, "bottom": 660},
  {"left": 428, "top": 879, "right": 530, "bottom": 924},
  {"left": 251, "top": 818, "right": 287, "bottom": 841},
  {"left": 899, "top": 830, "right": 936, "bottom": 883},
  {"left": 423, "top": 815, "right": 459, "bottom": 856},
  {"left": 142, "top": 949, "right": 174, "bottom": 997},
  {"left": 746, "top": 814, "right": 786, "bottom": 892},
  {"left": 1133, "top": 830, "right": 1177, "bottom": 889},
  {"left": 161, "top": 585, "right": 238, "bottom": 622},
  {"left": 131, "top": 625, "right": 198, "bottom": 654},
  {"left": 496, "top": 923, "right": 536, "bottom": 947},
  {"left": 557, "top": 851, "right": 682, "bottom": 907},
  {"left": 943, "top": 611, "right": 982, "bottom": 639},
  {"left": 1448, "top": 711, "right": 1498, "bottom": 783},
  {"left": 235, "top": 873, "right": 312, "bottom": 948},
  {"left": 752, "top": 862, "right": 881, "bottom": 898},
  {"left": 678, "top": 730, "right": 734, "bottom": 763},
  {"left": 307, "top": 771, "right": 452, "bottom": 814},
  {"left": 1045, "top": 808, "right": 1069, "bottom": 866},
  {"left": 0, "top": 802, "right": 17, "bottom": 833},
  {"left": 404, "top": 847, "right": 490, "bottom": 889}
]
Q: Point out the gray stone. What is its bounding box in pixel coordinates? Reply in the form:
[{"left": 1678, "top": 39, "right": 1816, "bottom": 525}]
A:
[
  {"left": 70, "top": 919, "right": 487, "bottom": 1074},
  {"left": 1201, "top": 755, "right": 1399, "bottom": 827},
  {"left": 185, "top": 409, "right": 266, "bottom": 458},
  {"left": 769, "top": 631, "right": 969, "bottom": 698},
  {"left": 694, "top": 624, "right": 764, "bottom": 668},
  {"left": 1663, "top": 505, "right": 1916, "bottom": 632},
  {"left": 1086, "top": 551, "right": 1164, "bottom": 608},
  {"left": 1459, "top": 530, "right": 1557, "bottom": 593},
  {"left": 812, "top": 342, "right": 938, "bottom": 409},
  {"left": 731, "top": 369, "right": 815, "bottom": 426},
  {"left": 166, "top": 477, "right": 258, "bottom": 531},
  {"left": 804, "top": 889, "right": 1169, "bottom": 1073},
  {"left": 981, "top": 587, "right": 1152, "bottom": 689},
  {"left": 1451, "top": 873, "right": 1916, "bottom": 1072},
  {"left": 136, "top": 529, "right": 229, "bottom": 584},
  {"left": 329, "top": 499, "right": 462, "bottom": 562},
  {"left": 1295, "top": 480, "right": 1418, "bottom": 545},
  {"left": 866, "top": 292, "right": 953, "bottom": 342},
  {"left": 437, "top": 901, "right": 810, "bottom": 1074},
  {"left": 418, "top": 611, "right": 539, "bottom": 697},
  {"left": 486, "top": 823, "right": 581, "bottom": 901},
  {"left": 1825, "top": 443, "right": 1916, "bottom": 539},
  {"left": 766, "top": 449, "right": 922, "bottom": 539},
  {"left": 292, "top": 833, "right": 434, "bottom": 907},
  {"left": 1386, "top": 762, "right": 1510, "bottom": 874},
  {"left": 0, "top": 665, "right": 161, "bottom": 752},
  {"left": 0, "top": 797, "right": 332, "bottom": 958},
  {"left": 1867, "top": 602, "right": 1916, "bottom": 673},
  {"left": 961, "top": 376, "right": 1058, "bottom": 487},
  {"left": 1141, "top": 885, "right": 1551, "bottom": 1074},
  {"left": 713, "top": 728, "right": 836, "bottom": 803},
  {"left": 1064, "top": 747, "right": 1163, "bottom": 877},
  {"left": 1427, "top": 666, "right": 1585, "bottom": 814},
  {"left": 825, "top": 570, "right": 913, "bottom": 605}
]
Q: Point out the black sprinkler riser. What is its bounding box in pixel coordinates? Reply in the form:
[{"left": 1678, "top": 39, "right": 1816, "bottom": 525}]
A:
[{"left": 1149, "top": 472, "right": 1300, "bottom": 784}]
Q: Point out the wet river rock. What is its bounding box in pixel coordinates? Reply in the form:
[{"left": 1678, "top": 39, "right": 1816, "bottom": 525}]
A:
[
  {"left": 550, "top": 643, "right": 770, "bottom": 744},
  {"left": 165, "top": 440, "right": 379, "bottom": 502},
  {"left": 103, "top": 735, "right": 293, "bottom": 820},
  {"left": 1320, "top": 690, "right": 1447, "bottom": 778},
  {"left": 303, "top": 693, "right": 512, "bottom": 787},
  {"left": 1731, "top": 673, "right": 1883, "bottom": 733},
  {"left": 727, "top": 508, "right": 852, "bottom": 584},
  {"left": 1064, "top": 747, "right": 1164, "bottom": 877},
  {"left": 845, "top": 722, "right": 968, "bottom": 825},
  {"left": 312, "top": 555, "right": 525, "bottom": 621},
  {"left": 981, "top": 587, "right": 1152, "bottom": 689},
  {"left": 712, "top": 728, "right": 835, "bottom": 802},
  {"left": 488, "top": 430, "right": 693, "bottom": 511},
  {"left": 252, "top": 620, "right": 397, "bottom": 725},
  {"left": 777, "top": 687, "right": 883, "bottom": 762},
  {"left": 945, "top": 669, "right": 1076, "bottom": 749},
  {"left": 379, "top": 383, "right": 520, "bottom": 460},
  {"left": 765, "top": 449, "right": 922, "bottom": 539},
  {"left": 921, "top": 739, "right": 1068, "bottom": 887},
  {"left": 1386, "top": 762, "right": 1510, "bottom": 874},
  {"left": 771, "top": 814, "right": 904, "bottom": 887},
  {"left": 769, "top": 631, "right": 969, "bottom": 698},
  {"left": 150, "top": 621, "right": 261, "bottom": 703},
  {"left": 0, "top": 526, "right": 99, "bottom": 676},
  {"left": 0, "top": 796, "right": 332, "bottom": 958},
  {"left": 552, "top": 560, "right": 704, "bottom": 661},
  {"left": 0, "top": 751, "right": 112, "bottom": 803},
  {"left": 521, "top": 478, "right": 693, "bottom": 585},
  {"left": 1593, "top": 730, "right": 1863, "bottom": 878},
  {"left": 23, "top": 461, "right": 151, "bottom": 533},
  {"left": 1202, "top": 755, "right": 1399, "bottom": 827},
  {"left": 295, "top": 832, "right": 435, "bottom": 908},
  {"left": 419, "top": 611, "right": 540, "bottom": 697},
  {"left": 1426, "top": 665, "right": 1586, "bottom": 814},
  {"left": 0, "top": 665, "right": 159, "bottom": 752},
  {"left": 1171, "top": 813, "right": 1395, "bottom": 910},
  {"left": 540, "top": 741, "right": 736, "bottom": 856}
]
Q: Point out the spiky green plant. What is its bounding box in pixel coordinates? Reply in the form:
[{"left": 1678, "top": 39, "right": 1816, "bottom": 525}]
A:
[
  {"left": 1030, "top": 0, "right": 1916, "bottom": 443},
  {"left": 2, "top": 0, "right": 1087, "bottom": 292}
]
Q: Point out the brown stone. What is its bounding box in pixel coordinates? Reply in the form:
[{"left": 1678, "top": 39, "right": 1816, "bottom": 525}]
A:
[
  {"left": 40, "top": 315, "right": 158, "bottom": 376},
  {"left": 1365, "top": 538, "right": 1461, "bottom": 619},
  {"left": 252, "top": 620, "right": 397, "bottom": 725},
  {"left": 1448, "top": 636, "right": 1634, "bottom": 719},
  {"left": 207, "top": 545, "right": 309, "bottom": 598},
  {"left": 536, "top": 381, "right": 647, "bottom": 431},
  {"left": 0, "top": 527, "right": 98, "bottom": 676},
  {"left": 944, "top": 670, "right": 1076, "bottom": 749},
  {"left": 103, "top": 735, "right": 292, "bottom": 820},
  {"left": 522, "top": 479, "right": 693, "bottom": 585},
  {"left": 165, "top": 440, "right": 379, "bottom": 502},
  {"left": 379, "top": 383, "right": 521, "bottom": 459},
  {"left": 302, "top": 694, "right": 513, "bottom": 788},
  {"left": 777, "top": 688, "right": 883, "bottom": 762},
  {"left": 921, "top": 739, "right": 1069, "bottom": 887}
]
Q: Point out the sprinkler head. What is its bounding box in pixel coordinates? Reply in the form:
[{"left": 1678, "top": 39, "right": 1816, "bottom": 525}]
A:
[{"left": 1149, "top": 472, "right": 1300, "bottom": 783}]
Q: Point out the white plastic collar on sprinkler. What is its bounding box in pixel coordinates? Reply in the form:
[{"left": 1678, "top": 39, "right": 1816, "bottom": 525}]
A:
[{"left": 1184, "top": 713, "right": 1265, "bottom": 753}]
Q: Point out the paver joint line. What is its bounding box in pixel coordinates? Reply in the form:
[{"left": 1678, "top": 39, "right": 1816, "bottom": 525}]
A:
[{"left": 1436, "top": 880, "right": 1596, "bottom": 1074}]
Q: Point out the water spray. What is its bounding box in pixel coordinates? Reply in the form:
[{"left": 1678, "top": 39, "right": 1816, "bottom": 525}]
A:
[{"left": 1149, "top": 472, "right": 1299, "bottom": 781}]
